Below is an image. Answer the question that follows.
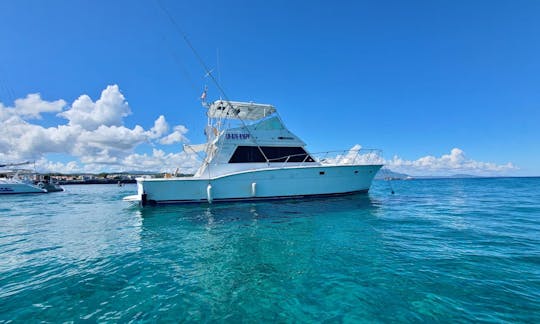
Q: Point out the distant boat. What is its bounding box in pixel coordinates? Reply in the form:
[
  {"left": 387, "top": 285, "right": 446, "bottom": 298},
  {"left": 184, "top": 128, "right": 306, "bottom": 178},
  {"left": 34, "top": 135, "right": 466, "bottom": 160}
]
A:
[
  {"left": 0, "top": 162, "right": 63, "bottom": 194},
  {"left": 124, "top": 100, "right": 383, "bottom": 205},
  {"left": 0, "top": 176, "right": 47, "bottom": 194}
]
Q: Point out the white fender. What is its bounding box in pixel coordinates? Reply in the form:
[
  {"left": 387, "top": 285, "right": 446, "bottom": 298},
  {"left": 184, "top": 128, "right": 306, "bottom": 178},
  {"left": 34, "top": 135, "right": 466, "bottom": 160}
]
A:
[
  {"left": 251, "top": 182, "right": 257, "bottom": 197},
  {"left": 207, "top": 184, "right": 213, "bottom": 203}
]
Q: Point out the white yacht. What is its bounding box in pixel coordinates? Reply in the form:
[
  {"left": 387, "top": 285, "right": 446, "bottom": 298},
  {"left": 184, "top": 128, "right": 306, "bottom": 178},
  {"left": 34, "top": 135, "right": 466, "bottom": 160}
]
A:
[
  {"left": 0, "top": 173, "right": 47, "bottom": 194},
  {"left": 124, "top": 100, "right": 383, "bottom": 205},
  {"left": 0, "top": 162, "right": 64, "bottom": 194}
]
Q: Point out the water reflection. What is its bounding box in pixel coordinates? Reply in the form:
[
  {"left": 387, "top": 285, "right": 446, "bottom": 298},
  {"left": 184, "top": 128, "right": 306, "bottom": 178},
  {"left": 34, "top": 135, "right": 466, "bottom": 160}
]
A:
[
  {"left": 128, "top": 194, "right": 387, "bottom": 320},
  {"left": 137, "top": 193, "right": 380, "bottom": 222}
]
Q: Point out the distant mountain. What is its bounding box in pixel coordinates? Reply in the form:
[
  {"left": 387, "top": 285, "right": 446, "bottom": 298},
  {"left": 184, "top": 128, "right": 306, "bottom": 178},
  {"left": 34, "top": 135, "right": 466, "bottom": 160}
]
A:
[
  {"left": 448, "top": 174, "right": 480, "bottom": 178},
  {"left": 374, "top": 169, "right": 410, "bottom": 180}
]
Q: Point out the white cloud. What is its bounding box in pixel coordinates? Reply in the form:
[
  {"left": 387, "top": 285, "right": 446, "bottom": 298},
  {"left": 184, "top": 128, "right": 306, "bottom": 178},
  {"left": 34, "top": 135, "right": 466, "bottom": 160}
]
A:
[
  {"left": 36, "top": 158, "right": 81, "bottom": 174},
  {"left": 386, "top": 148, "right": 517, "bottom": 176},
  {"left": 0, "top": 85, "right": 193, "bottom": 172},
  {"left": 1, "top": 87, "right": 518, "bottom": 176},
  {"left": 159, "top": 125, "right": 189, "bottom": 145},
  {"left": 58, "top": 85, "right": 130, "bottom": 131},
  {"left": 323, "top": 144, "right": 384, "bottom": 165},
  {"left": 122, "top": 149, "right": 200, "bottom": 173},
  {"left": 331, "top": 146, "right": 516, "bottom": 176},
  {"left": 0, "top": 94, "right": 66, "bottom": 120},
  {"left": 15, "top": 93, "right": 66, "bottom": 119},
  {"left": 148, "top": 115, "right": 169, "bottom": 139}
]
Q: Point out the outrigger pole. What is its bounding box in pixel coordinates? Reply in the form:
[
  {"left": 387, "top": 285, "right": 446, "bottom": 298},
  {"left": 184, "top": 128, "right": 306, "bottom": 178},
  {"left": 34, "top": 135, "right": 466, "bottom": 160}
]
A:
[
  {"left": 0, "top": 161, "right": 33, "bottom": 168},
  {"left": 156, "top": 0, "right": 271, "bottom": 163}
]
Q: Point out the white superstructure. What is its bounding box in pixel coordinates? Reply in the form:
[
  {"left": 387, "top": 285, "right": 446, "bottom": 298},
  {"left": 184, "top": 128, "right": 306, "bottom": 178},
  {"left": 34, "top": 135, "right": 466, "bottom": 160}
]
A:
[{"left": 124, "top": 100, "right": 383, "bottom": 205}]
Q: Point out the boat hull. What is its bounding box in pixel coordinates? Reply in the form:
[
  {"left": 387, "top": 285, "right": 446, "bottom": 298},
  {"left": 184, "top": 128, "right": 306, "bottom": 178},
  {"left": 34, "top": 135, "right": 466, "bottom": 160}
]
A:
[
  {"left": 0, "top": 183, "right": 47, "bottom": 194},
  {"left": 129, "top": 164, "right": 382, "bottom": 205}
]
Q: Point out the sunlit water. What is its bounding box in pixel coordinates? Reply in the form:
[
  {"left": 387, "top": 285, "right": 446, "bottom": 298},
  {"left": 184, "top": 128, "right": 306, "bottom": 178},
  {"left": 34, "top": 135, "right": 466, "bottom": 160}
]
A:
[{"left": 1, "top": 178, "right": 539, "bottom": 322}]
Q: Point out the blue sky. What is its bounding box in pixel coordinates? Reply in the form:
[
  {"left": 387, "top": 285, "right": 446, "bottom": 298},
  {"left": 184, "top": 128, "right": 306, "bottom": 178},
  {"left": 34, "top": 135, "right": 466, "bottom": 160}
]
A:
[{"left": 0, "top": 0, "right": 538, "bottom": 175}]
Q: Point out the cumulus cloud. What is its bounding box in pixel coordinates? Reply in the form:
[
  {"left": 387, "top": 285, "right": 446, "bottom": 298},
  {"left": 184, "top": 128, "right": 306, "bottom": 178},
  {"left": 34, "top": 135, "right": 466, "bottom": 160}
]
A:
[
  {"left": 159, "top": 125, "right": 189, "bottom": 145},
  {"left": 122, "top": 149, "right": 200, "bottom": 173},
  {"left": 322, "top": 144, "right": 384, "bottom": 165},
  {"left": 0, "top": 85, "right": 192, "bottom": 173},
  {"left": 336, "top": 146, "right": 516, "bottom": 176},
  {"left": 386, "top": 148, "right": 516, "bottom": 176},
  {"left": 58, "top": 85, "right": 130, "bottom": 130},
  {"left": 36, "top": 158, "right": 81, "bottom": 174},
  {"left": 0, "top": 93, "right": 66, "bottom": 120},
  {"left": 148, "top": 115, "right": 169, "bottom": 139},
  {"left": 34, "top": 149, "right": 200, "bottom": 174},
  {"left": 1, "top": 87, "right": 518, "bottom": 176}
]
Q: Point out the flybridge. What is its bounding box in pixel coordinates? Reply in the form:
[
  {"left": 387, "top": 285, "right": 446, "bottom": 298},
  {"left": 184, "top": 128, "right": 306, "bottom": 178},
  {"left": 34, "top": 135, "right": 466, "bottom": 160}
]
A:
[{"left": 207, "top": 100, "right": 276, "bottom": 120}]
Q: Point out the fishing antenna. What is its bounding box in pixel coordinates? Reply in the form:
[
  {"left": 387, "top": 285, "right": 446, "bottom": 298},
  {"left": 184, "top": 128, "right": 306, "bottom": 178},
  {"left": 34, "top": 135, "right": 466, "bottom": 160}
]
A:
[
  {"left": 156, "top": 0, "right": 270, "bottom": 163},
  {"left": 156, "top": 0, "right": 227, "bottom": 100},
  {"left": 216, "top": 48, "right": 222, "bottom": 95}
]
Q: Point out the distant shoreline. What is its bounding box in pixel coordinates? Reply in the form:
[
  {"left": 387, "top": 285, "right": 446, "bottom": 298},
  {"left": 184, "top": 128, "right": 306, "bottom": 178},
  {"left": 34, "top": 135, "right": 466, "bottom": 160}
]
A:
[{"left": 56, "top": 179, "right": 137, "bottom": 185}]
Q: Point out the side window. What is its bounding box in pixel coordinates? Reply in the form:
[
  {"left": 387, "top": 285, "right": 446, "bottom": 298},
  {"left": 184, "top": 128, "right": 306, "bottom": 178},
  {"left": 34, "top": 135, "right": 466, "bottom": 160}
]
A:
[
  {"left": 262, "top": 147, "right": 314, "bottom": 162},
  {"left": 228, "top": 146, "right": 315, "bottom": 163},
  {"left": 228, "top": 146, "right": 266, "bottom": 163}
]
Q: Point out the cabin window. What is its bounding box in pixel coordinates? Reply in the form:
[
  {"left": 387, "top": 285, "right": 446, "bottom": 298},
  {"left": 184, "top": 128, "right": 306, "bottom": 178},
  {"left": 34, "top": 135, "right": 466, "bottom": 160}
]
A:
[{"left": 229, "top": 146, "right": 315, "bottom": 163}]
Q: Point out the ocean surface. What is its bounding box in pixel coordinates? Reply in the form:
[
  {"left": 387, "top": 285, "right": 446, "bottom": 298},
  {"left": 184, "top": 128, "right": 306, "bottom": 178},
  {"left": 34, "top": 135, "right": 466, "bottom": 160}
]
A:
[{"left": 1, "top": 178, "right": 539, "bottom": 322}]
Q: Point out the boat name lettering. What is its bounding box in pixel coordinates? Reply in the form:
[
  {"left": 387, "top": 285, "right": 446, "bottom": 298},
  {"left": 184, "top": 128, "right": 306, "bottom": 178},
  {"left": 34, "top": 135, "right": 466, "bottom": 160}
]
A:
[{"left": 226, "top": 133, "right": 250, "bottom": 140}]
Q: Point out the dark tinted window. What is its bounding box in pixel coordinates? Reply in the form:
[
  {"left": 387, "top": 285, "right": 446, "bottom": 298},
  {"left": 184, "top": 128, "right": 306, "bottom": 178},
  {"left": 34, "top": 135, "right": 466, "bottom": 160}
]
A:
[{"left": 229, "top": 146, "right": 315, "bottom": 163}]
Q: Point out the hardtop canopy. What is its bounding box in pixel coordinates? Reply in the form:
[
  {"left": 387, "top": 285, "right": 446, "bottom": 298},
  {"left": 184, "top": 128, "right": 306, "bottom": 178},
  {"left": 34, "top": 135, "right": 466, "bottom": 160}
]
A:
[{"left": 207, "top": 100, "right": 276, "bottom": 120}]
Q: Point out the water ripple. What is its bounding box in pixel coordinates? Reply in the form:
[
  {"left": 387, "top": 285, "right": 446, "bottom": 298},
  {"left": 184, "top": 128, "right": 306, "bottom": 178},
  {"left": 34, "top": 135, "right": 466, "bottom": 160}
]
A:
[{"left": 0, "top": 179, "right": 539, "bottom": 322}]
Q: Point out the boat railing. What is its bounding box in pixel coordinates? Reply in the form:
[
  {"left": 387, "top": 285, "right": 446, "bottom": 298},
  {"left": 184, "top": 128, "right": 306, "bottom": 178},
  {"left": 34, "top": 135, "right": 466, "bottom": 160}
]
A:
[
  {"left": 158, "top": 148, "right": 383, "bottom": 178},
  {"left": 266, "top": 148, "right": 384, "bottom": 168}
]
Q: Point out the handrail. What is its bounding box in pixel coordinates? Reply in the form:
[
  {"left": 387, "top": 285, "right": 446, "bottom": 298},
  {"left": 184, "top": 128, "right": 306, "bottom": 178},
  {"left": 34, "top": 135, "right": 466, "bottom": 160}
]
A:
[
  {"left": 164, "top": 148, "right": 384, "bottom": 177},
  {"left": 256, "top": 148, "right": 383, "bottom": 168},
  {"left": 189, "top": 148, "right": 383, "bottom": 167}
]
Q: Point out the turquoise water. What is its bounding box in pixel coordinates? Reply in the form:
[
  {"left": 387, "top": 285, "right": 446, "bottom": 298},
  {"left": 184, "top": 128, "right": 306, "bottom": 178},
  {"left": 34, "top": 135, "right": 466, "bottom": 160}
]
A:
[{"left": 1, "top": 178, "right": 539, "bottom": 322}]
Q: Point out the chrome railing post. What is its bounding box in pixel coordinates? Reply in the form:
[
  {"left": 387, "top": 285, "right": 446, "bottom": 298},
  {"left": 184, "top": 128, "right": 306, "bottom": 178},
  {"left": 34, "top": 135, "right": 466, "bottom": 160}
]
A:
[
  {"left": 352, "top": 150, "right": 359, "bottom": 165},
  {"left": 282, "top": 156, "right": 290, "bottom": 168},
  {"left": 301, "top": 154, "right": 308, "bottom": 166}
]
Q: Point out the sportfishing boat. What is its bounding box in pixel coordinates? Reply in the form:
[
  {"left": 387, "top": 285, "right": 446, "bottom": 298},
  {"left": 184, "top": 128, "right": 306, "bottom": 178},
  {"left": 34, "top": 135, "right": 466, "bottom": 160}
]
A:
[
  {"left": 124, "top": 100, "right": 383, "bottom": 205},
  {"left": 0, "top": 162, "right": 64, "bottom": 194}
]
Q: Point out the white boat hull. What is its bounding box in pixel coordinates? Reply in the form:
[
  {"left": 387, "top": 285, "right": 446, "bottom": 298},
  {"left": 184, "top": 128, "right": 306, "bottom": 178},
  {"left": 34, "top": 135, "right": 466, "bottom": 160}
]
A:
[
  {"left": 127, "top": 164, "right": 382, "bottom": 205},
  {"left": 0, "top": 182, "right": 47, "bottom": 194}
]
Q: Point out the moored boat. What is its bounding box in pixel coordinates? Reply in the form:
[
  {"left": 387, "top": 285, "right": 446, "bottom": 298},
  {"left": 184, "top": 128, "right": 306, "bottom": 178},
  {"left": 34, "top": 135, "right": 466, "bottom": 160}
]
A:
[
  {"left": 124, "top": 100, "right": 383, "bottom": 205},
  {"left": 0, "top": 162, "right": 64, "bottom": 194}
]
